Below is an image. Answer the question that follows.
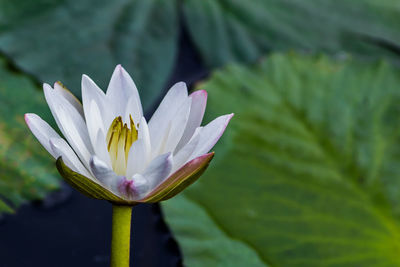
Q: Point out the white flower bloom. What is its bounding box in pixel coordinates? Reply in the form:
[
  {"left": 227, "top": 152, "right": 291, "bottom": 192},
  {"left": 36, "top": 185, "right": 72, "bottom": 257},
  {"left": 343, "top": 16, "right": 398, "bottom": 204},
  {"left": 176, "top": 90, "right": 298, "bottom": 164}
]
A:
[{"left": 25, "top": 65, "right": 233, "bottom": 202}]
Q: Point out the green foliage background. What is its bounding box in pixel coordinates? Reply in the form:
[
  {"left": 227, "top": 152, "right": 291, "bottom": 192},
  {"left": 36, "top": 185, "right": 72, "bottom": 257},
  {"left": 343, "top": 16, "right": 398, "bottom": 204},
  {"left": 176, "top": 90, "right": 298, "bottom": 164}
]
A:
[
  {"left": 164, "top": 54, "right": 400, "bottom": 266},
  {"left": 1, "top": 0, "right": 400, "bottom": 266}
]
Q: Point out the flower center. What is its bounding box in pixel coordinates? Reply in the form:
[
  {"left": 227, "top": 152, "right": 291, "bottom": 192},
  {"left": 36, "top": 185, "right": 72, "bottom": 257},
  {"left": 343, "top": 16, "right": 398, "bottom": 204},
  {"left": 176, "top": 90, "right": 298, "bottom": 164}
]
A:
[{"left": 106, "top": 115, "right": 138, "bottom": 175}]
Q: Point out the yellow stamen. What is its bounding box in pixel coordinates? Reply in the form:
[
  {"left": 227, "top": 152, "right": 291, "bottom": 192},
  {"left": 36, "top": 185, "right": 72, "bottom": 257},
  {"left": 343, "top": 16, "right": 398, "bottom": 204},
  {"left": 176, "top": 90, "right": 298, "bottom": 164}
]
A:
[{"left": 106, "top": 116, "right": 138, "bottom": 175}]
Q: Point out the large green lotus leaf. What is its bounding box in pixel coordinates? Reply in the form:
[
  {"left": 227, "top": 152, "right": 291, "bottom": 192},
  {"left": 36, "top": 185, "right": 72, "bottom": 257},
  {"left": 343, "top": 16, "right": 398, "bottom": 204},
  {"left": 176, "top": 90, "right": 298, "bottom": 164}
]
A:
[
  {"left": 0, "top": 0, "right": 178, "bottom": 110},
  {"left": 163, "top": 53, "right": 400, "bottom": 266},
  {"left": 163, "top": 195, "right": 267, "bottom": 267},
  {"left": 183, "top": 0, "right": 400, "bottom": 67},
  {"left": 0, "top": 58, "right": 59, "bottom": 214}
]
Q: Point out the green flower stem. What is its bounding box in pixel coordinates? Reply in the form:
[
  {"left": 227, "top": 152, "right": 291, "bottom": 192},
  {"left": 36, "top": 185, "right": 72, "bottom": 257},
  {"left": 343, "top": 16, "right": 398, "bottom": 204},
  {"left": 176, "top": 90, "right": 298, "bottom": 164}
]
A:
[{"left": 111, "top": 205, "right": 133, "bottom": 267}]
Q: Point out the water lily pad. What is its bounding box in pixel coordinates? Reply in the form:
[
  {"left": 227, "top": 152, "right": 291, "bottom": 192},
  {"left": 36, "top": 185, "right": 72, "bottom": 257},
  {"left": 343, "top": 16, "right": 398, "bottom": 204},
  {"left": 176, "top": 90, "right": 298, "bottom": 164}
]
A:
[
  {"left": 0, "top": 0, "right": 178, "bottom": 110},
  {"left": 163, "top": 53, "right": 400, "bottom": 266},
  {"left": 183, "top": 0, "right": 400, "bottom": 67},
  {"left": 0, "top": 58, "right": 59, "bottom": 214},
  {"left": 163, "top": 195, "right": 267, "bottom": 267}
]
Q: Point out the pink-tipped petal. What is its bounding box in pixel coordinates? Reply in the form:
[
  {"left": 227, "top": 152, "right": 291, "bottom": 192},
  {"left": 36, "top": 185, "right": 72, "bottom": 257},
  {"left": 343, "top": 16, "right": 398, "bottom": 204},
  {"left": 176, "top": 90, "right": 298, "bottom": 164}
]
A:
[{"left": 190, "top": 113, "right": 234, "bottom": 159}]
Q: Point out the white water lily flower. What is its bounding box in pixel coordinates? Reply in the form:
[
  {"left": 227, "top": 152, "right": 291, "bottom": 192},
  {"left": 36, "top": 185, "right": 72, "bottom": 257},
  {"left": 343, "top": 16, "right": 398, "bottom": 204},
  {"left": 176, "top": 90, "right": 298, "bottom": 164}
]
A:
[{"left": 25, "top": 65, "right": 233, "bottom": 204}]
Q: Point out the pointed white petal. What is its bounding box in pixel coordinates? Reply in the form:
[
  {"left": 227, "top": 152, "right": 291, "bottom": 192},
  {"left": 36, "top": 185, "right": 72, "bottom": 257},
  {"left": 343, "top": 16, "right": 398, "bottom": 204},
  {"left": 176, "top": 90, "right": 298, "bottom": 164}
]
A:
[
  {"left": 56, "top": 105, "right": 93, "bottom": 168},
  {"left": 126, "top": 139, "right": 146, "bottom": 178},
  {"left": 24, "top": 113, "right": 61, "bottom": 158},
  {"left": 53, "top": 82, "right": 84, "bottom": 116},
  {"left": 44, "top": 84, "right": 93, "bottom": 168},
  {"left": 163, "top": 97, "right": 192, "bottom": 154},
  {"left": 44, "top": 83, "right": 73, "bottom": 136},
  {"left": 81, "top": 74, "right": 111, "bottom": 130},
  {"left": 142, "top": 152, "right": 173, "bottom": 189},
  {"left": 49, "top": 137, "right": 92, "bottom": 178},
  {"left": 175, "top": 90, "right": 207, "bottom": 152},
  {"left": 106, "top": 65, "right": 142, "bottom": 119},
  {"left": 124, "top": 95, "right": 143, "bottom": 125},
  {"left": 148, "top": 82, "right": 188, "bottom": 156},
  {"left": 190, "top": 114, "right": 234, "bottom": 159}
]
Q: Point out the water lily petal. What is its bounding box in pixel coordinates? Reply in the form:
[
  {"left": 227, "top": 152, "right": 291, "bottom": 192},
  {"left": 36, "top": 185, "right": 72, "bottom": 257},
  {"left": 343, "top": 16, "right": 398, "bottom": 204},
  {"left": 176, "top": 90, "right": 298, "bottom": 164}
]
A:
[
  {"left": 175, "top": 90, "right": 207, "bottom": 152},
  {"left": 24, "top": 113, "right": 61, "bottom": 158},
  {"left": 85, "top": 101, "right": 105, "bottom": 153},
  {"left": 94, "top": 129, "right": 112, "bottom": 168},
  {"left": 28, "top": 65, "right": 232, "bottom": 205},
  {"left": 81, "top": 74, "right": 110, "bottom": 131},
  {"left": 172, "top": 128, "right": 201, "bottom": 171},
  {"left": 54, "top": 82, "right": 84, "bottom": 116},
  {"left": 126, "top": 139, "right": 147, "bottom": 178},
  {"left": 57, "top": 106, "right": 93, "bottom": 168},
  {"left": 140, "top": 152, "right": 214, "bottom": 202},
  {"left": 138, "top": 116, "right": 151, "bottom": 161},
  {"left": 56, "top": 157, "right": 126, "bottom": 203},
  {"left": 89, "top": 156, "right": 123, "bottom": 194},
  {"left": 190, "top": 113, "right": 234, "bottom": 159},
  {"left": 49, "top": 137, "right": 91, "bottom": 178},
  {"left": 163, "top": 97, "right": 192, "bottom": 154},
  {"left": 106, "top": 65, "right": 142, "bottom": 120},
  {"left": 117, "top": 174, "right": 149, "bottom": 200},
  {"left": 141, "top": 152, "right": 173, "bottom": 189},
  {"left": 148, "top": 82, "right": 188, "bottom": 157},
  {"left": 44, "top": 83, "right": 93, "bottom": 168},
  {"left": 124, "top": 95, "right": 143, "bottom": 125}
]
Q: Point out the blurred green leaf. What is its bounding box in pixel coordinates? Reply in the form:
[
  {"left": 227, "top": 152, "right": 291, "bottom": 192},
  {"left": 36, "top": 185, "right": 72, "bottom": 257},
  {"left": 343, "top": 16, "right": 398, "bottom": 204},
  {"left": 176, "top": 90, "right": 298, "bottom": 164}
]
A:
[
  {"left": 1, "top": 0, "right": 399, "bottom": 112},
  {"left": 163, "top": 195, "right": 267, "bottom": 267},
  {"left": 0, "top": 58, "right": 59, "bottom": 214},
  {"left": 0, "top": 199, "right": 13, "bottom": 214},
  {"left": 183, "top": 0, "right": 400, "bottom": 67},
  {"left": 0, "top": 0, "right": 178, "bottom": 110},
  {"left": 163, "top": 53, "right": 400, "bottom": 266}
]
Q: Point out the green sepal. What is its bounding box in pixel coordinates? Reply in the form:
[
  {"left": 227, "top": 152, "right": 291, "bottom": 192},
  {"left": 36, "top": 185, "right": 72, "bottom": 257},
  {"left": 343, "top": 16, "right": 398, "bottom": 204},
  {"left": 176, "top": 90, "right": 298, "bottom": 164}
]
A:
[
  {"left": 140, "top": 152, "right": 214, "bottom": 203},
  {"left": 56, "top": 157, "right": 127, "bottom": 204},
  {"left": 56, "top": 153, "right": 214, "bottom": 205}
]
